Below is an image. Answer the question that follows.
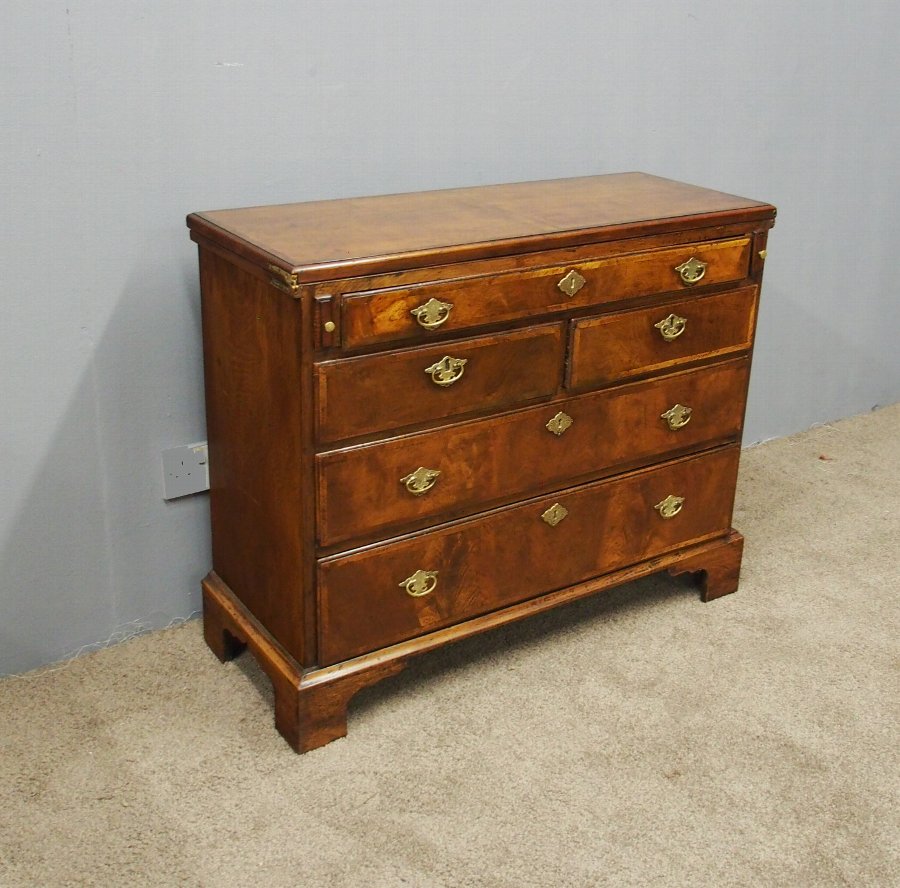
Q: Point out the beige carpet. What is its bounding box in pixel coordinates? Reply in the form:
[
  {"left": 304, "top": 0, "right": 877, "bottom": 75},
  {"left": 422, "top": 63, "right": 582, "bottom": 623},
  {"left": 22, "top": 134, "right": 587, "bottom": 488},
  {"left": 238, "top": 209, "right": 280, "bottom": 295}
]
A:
[{"left": 2, "top": 405, "right": 898, "bottom": 888}]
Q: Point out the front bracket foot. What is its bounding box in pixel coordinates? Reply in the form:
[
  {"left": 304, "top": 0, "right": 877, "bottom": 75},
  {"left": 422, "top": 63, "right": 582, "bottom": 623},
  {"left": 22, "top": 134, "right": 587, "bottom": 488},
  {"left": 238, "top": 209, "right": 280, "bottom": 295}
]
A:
[
  {"left": 202, "top": 572, "right": 405, "bottom": 753},
  {"left": 668, "top": 530, "right": 744, "bottom": 602}
]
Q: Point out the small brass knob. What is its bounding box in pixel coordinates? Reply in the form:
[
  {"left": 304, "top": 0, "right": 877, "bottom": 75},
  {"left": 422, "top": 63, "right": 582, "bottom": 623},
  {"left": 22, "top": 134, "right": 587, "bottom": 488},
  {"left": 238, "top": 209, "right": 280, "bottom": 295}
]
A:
[
  {"left": 661, "top": 403, "right": 692, "bottom": 430},
  {"left": 323, "top": 320, "right": 336, "bottom": 333},
  {"left": 546, "top": 412, "right": 574, "bottom": 436},
  {"left": 411, "top": 298, "right": 453, "bottom": 330},
  {"left": 675, "top": 257, "right": 707, "bottom": 286},
  {"left": 557, "top": 270, "right": 586, "bottom": 297},
  {"left": 654, "top": 494, "right": 685, "bottom": 519},
  {"left": 400, "top": 467, "right": 441, "bottom": 496},
  {"left": 400, "top": 569, "right": 438, "bottom": 597},
  {"left": 654, "top": 313, "right": 687, "bottom": 342},
  {"left": 425, "top": 355, "right": 467, "bottom": 387}
]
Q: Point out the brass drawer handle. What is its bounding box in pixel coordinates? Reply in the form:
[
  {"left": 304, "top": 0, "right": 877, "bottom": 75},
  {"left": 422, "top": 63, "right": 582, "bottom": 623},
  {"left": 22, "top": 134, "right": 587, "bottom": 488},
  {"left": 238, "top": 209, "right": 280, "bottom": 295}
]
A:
[
  {"left": 400, "top": 569, "right": 438, "bottom": 597},
  {"left": 541, "top": 503, "right": 568, "bottom": 527},
  {"left": 411, "top": 297, "right": 453, "bottom": 330},
  {"left": 675, "top": 256, "right": 707, "bottom": 286},
  {"left": 546, "top": 411, "right": 573, "bottom": 436},
  {"left": 400, "top": 466, "right": 441, "bottom": 496},
  {"left": 654, "top": 494, "right": 685, "bottom": 519},
  {"left": 425, "top": 355, "right": 467, "bottom": 386},
  {"left": 661, "top": 403, "right": 692, "bottom": 430},
  {"left": 557, "top": 269, "right": 586, "bottom": 297},
  {"left": 654, "top": 313, "right": 687, "bottom": 341}
]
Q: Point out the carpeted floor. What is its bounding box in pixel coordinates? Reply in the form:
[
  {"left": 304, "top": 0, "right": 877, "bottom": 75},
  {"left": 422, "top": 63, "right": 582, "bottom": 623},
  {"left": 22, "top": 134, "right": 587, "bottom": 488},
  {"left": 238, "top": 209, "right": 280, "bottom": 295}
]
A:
[{"left": 1, "top": 404, "right": 898, "bottom": 888}]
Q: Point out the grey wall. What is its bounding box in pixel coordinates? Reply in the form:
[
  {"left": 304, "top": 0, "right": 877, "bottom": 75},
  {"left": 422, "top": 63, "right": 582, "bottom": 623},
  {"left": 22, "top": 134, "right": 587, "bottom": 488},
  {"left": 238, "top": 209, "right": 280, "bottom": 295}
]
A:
[{"left": 2, "top": 1, "right": 898, "bottom": 675}]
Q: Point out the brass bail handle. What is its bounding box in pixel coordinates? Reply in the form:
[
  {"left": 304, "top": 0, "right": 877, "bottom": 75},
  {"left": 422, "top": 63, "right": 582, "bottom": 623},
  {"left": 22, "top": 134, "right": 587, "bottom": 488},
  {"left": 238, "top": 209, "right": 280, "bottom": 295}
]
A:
[
  {"left": 661, "top": 403, "right": 692, "bottom": 430},
  {"left": 400, "top": 569, "right": 438, "bottom": 597},
  {"left": 400, "top": 467, "right": 441, "bottom": 496},
  {"left": 425, "top": 355, "right": 467, "bottom": 387},
  {"left": 675, "top": 256, "right": 707, "bottom": 286},
  {"left": 654, "top": 494, "right": 685, "bottom": 519},
  {"left": 411, "top": 298, "right": 454, "bottom": 330},
  {"left": 654, "top": 313, "right": 687, "bottom": 342}
]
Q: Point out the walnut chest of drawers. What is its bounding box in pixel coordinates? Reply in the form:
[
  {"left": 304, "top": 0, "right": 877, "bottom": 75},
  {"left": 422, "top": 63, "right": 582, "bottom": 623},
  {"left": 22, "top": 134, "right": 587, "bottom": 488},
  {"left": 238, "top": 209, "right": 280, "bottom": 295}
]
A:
[{"left": 187, "top": 173, "right": 776, "bottom": 752}]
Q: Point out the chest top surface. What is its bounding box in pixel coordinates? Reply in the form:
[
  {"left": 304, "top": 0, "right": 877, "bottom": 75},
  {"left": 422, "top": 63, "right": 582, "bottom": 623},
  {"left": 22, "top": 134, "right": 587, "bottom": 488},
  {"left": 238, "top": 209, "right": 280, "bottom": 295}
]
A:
[{"left": 187, "top": 172, "right": 775, "bottom": 281}]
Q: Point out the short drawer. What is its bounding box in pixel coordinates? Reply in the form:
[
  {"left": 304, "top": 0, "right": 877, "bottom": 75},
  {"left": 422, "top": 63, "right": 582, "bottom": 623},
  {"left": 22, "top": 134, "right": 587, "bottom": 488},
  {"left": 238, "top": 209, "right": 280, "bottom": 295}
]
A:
[
  {"left": 316, "top": 359, "right": 750, "bottom": 547},
  {"left": 317, "top": 445, "right": 740, "bottom": 665},
  {"left": 315, "top": 323, "right": 564, "bottom": 443},
  {"left": 568, "top": 285, "right": 758, "bottom": 392},
  {"left": 340, "top": 238, "right": 752, "bottom": 348}
]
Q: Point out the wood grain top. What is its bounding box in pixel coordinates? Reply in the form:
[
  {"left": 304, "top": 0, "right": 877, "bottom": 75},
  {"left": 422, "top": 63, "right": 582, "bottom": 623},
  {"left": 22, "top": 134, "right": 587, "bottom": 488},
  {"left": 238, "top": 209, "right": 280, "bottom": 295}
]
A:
[{"left": 187, "top": 172, "right": 775, "bottom": 282}]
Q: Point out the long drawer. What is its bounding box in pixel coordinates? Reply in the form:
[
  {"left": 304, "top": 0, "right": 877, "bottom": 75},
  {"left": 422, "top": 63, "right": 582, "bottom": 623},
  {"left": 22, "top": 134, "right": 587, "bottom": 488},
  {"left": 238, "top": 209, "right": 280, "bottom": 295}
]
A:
[
  {"left": 568, "top": 285, "right": 758, "bottom": 391},
  {"left": 340, "top": 238, "right": 752, "bottom": 348},
  {"left": 316, "top": 359, "right": 750, "bottom": 547},
  {"left": 315, "top": 323, "right": 564, "bottom": 443},
  {"left": 317, "top": 446, "right": 740, "bottom": 665}
]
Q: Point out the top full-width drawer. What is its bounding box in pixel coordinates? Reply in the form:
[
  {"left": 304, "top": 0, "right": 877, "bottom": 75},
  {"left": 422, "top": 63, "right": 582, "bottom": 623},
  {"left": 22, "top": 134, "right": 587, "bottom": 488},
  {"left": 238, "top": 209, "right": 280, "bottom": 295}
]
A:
[{"left": 339, "top": 237, "right": 752, "bottom": 348}]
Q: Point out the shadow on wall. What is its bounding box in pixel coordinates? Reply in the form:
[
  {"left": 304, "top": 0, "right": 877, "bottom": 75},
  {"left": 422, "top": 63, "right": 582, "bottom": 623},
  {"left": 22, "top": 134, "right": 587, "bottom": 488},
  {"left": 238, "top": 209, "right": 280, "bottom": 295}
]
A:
[{"left": 0, "top": 253, "right": 211, "bottom": 676}]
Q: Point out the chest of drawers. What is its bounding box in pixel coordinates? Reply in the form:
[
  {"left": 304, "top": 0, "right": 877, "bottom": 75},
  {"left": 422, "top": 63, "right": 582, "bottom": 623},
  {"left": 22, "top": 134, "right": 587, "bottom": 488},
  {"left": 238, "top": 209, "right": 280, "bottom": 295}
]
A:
[{"left": 187, "top": 173, "right": 775, "bottom": 752}]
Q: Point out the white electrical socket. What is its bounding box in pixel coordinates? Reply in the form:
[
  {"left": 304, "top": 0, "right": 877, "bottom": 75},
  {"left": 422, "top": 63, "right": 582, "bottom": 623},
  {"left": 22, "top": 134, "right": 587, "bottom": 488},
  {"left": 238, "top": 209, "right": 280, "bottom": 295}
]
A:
[{"left": 162, "top": 441, "right": 209, "bottom": 500}]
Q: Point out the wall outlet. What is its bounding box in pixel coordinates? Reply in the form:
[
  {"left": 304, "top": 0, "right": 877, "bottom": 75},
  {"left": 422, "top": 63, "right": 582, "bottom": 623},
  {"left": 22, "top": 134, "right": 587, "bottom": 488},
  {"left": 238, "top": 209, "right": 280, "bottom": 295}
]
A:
[{"left": 162, "top": 441, "right": 209, "bottom": 500}]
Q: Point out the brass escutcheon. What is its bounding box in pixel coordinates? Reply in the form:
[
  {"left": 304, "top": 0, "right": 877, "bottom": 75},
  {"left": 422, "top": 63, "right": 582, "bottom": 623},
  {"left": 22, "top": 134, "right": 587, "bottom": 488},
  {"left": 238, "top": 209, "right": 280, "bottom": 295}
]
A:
[
  {"left": 425, "top": 355, "right": 467, "bottom": 386},
  {"left": 541, "top": 503, "right": 568, "bottom": 527},
  {"left": 557, "top": 269, "right": 586, "bottom": 298},
  {"left": 661, "top": 403, "right": 693, "bottom": 430},
  {"left": 400, "top": 569, "right": 438, "bottom": 597},
  {"left": 654, "top": 313, "right": 688, "bottom": 342},
  {"left": 675, "top": 256, "right": 707, "bottom": 286},
  {"left": 411, "top": 298, "right": 454, "bottom": 330},
  {"left": 654, "top": 494, "right": 685, "bottom": 519},
  {"left": 546, "top": 411, "right": 574, "bottom": 436},
  {"left": 400, "top": 466, "right": 441, "bottom": 496}
]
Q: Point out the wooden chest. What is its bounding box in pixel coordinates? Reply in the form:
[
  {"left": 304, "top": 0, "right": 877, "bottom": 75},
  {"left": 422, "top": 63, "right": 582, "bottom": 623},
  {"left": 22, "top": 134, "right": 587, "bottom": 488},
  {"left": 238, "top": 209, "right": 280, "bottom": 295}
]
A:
[{"left": 187, "top": 173, "right": 776, "bottom": 752}]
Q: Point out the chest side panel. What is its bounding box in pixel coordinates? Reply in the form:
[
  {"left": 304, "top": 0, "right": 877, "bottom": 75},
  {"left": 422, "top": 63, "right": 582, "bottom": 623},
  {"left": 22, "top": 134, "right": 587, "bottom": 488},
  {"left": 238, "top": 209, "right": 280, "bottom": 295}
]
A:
[{"left": 200, "top": 248, "right": 310, "bottom": 663}]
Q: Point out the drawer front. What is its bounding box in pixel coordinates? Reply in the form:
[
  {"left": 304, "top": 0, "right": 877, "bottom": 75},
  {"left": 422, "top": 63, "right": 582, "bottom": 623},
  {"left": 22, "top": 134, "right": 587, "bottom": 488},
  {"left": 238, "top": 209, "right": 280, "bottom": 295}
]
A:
[
  {"left": 568, "top": 285, "right": 758, "bottom": 392},
  {"left": 318, "top": 446, "right": 740, "bottom": 665},
  {"left": 315, "top": 323, "right": 564, "bottom": 443},
  {"left": 316, "top": 359, "right": 750, "bottom": 547},
  {"left": 341, "top": 238, "right": 752, "bottom": 348}
]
